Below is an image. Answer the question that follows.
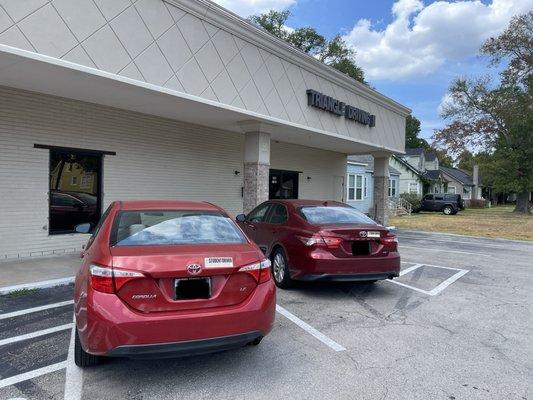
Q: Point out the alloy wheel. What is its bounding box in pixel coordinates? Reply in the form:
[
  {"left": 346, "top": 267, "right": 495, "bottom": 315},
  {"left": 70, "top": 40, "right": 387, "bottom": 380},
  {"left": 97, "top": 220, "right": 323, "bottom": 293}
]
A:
[{"left": 273, "top": 253, "right": 285, "bottom": 283}]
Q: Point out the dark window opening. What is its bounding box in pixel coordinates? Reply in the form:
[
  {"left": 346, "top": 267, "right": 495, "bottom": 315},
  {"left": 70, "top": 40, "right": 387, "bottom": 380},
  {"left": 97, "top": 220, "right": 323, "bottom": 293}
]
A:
[
  {"left": 269, "top": 169, "right": 299, "bottom": 199},
  {"left": 49, "top": 150, "right": 102, "bottom": 234}
]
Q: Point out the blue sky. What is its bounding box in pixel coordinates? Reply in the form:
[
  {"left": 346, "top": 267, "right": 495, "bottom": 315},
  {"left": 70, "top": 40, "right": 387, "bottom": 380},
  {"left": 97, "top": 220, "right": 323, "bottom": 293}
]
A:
[{"left": 215, "top": 0, "right": 530, "bottom": 142}]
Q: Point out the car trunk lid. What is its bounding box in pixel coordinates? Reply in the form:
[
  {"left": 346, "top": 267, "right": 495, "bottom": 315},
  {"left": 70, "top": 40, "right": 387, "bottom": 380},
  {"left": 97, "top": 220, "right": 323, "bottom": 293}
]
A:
[{"left": 110, "top": 244, "right": 261, "bottom": 313}]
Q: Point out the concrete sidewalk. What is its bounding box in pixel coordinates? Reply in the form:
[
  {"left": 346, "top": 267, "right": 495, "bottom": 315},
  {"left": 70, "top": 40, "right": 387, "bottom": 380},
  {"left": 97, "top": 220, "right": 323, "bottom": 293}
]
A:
[{"left": 0, "top": 253, "right": 81, "bottom": 290}]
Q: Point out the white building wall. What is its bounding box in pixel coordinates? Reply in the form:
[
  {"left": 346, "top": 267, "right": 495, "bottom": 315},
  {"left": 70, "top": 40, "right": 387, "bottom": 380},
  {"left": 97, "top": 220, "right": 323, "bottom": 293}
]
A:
[
  {"left": 270, "top": 141, "right": 347, "bottom": 202},
  {"left": 0, "top": 86, "right": 245, "bottom": 259},
  {"left": 390, "top": 157, "right": 422, "bottom": 195},
  {"left": 0, "top": 0, "right": 407, "bottom": 154}
]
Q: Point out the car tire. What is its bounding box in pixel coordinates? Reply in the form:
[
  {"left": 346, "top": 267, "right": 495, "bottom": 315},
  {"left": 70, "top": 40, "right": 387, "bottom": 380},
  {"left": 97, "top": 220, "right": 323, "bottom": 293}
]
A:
[
  {"left": 442, "top": 205, "right": 453, "bottom": 215},
  {"left": 271, "top": 247, "right": 293, "bottom": 289},
  {"left": 248, "top": 336, "right": 263, "bottom": 346},
  {"left": 75, "top": 329, "right": 100, "bottom": 367}
]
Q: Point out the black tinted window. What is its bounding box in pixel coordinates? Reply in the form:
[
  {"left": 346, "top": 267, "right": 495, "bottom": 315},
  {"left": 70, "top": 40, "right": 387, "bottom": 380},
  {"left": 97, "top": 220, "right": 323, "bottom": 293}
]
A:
[
  {"left": 435, "top": 196, "right": 444, "bottom": 200},
  {"left": 114, "top": 211, "right": 245, "bottom": 246},
  {"left": 424, "top": 195, "right": 434, "bottom": 201},
  {"left": 268, "top": 204, "right": 288, "bottom": 224},
  {"left": 248, "top": 203, "right": 271, "bottom": 223},
  {"left": 299, "top": 206, "right": 376, "bottom": 225}
]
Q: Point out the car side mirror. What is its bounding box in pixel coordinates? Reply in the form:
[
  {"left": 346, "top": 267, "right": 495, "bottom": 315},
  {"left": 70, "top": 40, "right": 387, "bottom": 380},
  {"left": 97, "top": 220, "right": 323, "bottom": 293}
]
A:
[
  {"left": 75, "top": 223, "right": 93, "bottom": 234},
  {"left": 236, "top": 214, "right": 246, "bottom": 223}
]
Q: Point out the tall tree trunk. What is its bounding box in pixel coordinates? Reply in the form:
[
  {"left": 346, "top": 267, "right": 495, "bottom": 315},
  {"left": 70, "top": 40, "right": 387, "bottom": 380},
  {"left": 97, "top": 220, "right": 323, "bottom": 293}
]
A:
[{"left": 513, "top": 191, "right": 531, "bottom": 213}]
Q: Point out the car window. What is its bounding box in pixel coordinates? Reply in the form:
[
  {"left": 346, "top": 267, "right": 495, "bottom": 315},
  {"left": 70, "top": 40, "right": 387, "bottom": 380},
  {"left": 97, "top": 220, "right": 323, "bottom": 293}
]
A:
[
  {"left": 299, "top": 206, "right": 376, "bottom": 225},
  {"left": 424, "top": 195, "right": 434, "bottom": 201},
  {"left": 247, "top": 203, "right": 271, "bottom": 223},
  {"left": 113, "top": 211, "right": 246, "bottom": 246},
  {"left": 268, "top": 204, "right": 288, "bottom": 224},
  {"left": 435, "top": 196, "right": 444, "bottom": 200}
]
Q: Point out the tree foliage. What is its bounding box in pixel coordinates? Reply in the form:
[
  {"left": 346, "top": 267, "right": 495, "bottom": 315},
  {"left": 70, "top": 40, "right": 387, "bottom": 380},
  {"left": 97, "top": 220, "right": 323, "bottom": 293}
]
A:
[
  {"left": 433, "top": 12, "right": 533, "bottom": 213},
  {"left": 248, "top": 10, "right": 366, "bottom": 84},
  {"left": 405, "top": 115, "right": 429, "bottom": 149}
]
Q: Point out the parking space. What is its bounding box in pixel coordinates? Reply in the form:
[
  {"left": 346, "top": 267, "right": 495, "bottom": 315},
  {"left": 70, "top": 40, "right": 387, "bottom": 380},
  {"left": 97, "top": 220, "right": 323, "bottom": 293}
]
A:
[{"left": 1, "top": 231, "right": 531, "bottom": 400}]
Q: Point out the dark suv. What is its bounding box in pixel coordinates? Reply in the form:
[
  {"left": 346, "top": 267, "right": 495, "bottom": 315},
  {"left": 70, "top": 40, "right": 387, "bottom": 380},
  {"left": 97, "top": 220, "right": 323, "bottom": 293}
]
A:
[{"left": 416, "top": 194, "right": 463, "bottom": 215}]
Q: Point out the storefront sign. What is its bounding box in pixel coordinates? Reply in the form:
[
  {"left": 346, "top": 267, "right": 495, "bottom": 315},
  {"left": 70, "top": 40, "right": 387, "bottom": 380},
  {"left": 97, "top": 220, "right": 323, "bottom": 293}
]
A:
[{"left": 306, "top": 89, "right": 376, "bottom": 127}]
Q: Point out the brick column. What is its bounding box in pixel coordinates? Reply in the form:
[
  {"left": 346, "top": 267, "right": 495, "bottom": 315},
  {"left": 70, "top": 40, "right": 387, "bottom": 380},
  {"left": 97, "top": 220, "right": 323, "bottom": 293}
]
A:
[
  {"left": 373, "top": 155, "right": 390, "bottom": 226},
  {"left": 243, "top": 130, "right": 271, "bottom": 214}
]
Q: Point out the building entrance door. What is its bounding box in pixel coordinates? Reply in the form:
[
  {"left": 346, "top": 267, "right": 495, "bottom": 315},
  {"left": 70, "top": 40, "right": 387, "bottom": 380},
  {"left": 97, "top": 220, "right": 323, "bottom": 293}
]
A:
[{"left": 269, "top": 169, "right": 299, "bottom": 199}]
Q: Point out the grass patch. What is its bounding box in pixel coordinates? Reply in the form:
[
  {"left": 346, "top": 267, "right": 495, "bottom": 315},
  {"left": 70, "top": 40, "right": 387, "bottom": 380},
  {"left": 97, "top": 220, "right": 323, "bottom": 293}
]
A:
[
  {"left": 6, "top": 288, "right": 39, "bottom": 298},
  {"left": 391, "top": 206, "right": 533, "bottom": 241}
]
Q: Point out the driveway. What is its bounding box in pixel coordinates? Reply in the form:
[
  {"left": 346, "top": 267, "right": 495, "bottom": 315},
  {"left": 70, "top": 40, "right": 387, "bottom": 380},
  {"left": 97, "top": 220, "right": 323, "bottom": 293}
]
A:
[{"left": 1, "top": 231, "right": 531, "bottom": 400}]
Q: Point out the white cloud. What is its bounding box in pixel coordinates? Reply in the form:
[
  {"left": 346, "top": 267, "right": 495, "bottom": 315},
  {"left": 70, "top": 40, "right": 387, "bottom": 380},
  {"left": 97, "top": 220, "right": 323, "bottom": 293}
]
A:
[
  {"left": 211, "top": 0, "right": 296, "bottom": 17},
  {"left": 344, "top": 0, "right": 532, "bottom": 80}
]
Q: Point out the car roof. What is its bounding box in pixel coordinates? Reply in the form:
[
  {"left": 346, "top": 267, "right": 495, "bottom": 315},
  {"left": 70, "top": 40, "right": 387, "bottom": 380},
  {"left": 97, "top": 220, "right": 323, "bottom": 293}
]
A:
[
  {"left": 118, "top": 200, "right": 223, "bottom": 212},
  {"left": 268, "top": 199, "right": 346, "bottom": 207}
]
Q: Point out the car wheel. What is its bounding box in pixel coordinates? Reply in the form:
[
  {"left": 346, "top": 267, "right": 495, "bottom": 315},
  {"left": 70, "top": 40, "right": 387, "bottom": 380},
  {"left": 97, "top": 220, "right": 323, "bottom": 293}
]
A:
[
  {"left": 271, "top": 248, "right": 293, "bottom": 289},
  {"left": 442, "top": 205, "right": 453, "bottom": 215},
  {"left": 75, "top": 329, "right": 100, "bottom": 367},
  {"left": 248, "top": 336, "right": 263, "bottom": 346}
]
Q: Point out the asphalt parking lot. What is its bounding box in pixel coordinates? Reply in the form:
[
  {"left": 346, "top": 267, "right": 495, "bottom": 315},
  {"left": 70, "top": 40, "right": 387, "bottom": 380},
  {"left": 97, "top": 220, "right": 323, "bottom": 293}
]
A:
[{"left": 1, "top": 231, "right": 532, "bottom": 400}]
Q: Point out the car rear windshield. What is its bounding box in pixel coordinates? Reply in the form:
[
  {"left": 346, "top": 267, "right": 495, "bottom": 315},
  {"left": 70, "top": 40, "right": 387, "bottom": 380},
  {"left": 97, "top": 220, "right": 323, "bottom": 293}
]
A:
[
  {"left": 299, "top": 206, "right": 376, "bottom": 225},
  {"left": 113, "top": 211, "right": 246, "bottom": 246}
]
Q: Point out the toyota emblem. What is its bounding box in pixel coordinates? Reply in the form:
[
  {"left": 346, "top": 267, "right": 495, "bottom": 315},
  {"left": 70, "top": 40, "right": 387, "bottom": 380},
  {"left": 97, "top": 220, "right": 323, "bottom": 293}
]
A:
[
  {"left": 187, "top": 264, "right": 202, "bottom": 275},
  {"left": 359, "top": 231, "right": 368, "bottom": 238}
]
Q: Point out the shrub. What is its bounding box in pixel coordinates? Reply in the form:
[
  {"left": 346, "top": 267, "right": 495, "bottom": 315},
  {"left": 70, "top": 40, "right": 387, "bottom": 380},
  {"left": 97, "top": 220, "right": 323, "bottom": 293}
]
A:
[
  {"left": 400, "top": 192, "right": 422, "bottom": 210},
  {"left": 467, "top": 199, "right": 487, "bottom": 208}
]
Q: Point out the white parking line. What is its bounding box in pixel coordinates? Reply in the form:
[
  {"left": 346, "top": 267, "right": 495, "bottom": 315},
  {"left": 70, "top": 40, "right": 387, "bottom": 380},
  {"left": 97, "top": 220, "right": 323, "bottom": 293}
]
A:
[
  {"left": 0, "top": 323, "right": 73, "bottom": 346},
  {"left": 399, "top": 264, "right": 423, "bottom": 276},
  {"left": 64, "top": 318, "right": 83, "bottom": 400},
  {"left": 0, "top": 361, "right": 67, "bottom": 389},
  {"left": 0, "top": 277, "right": 75, "bottom": 295},
  {"left": 0, "top": 300, "right": 74, "bottom": 320},
  {"left": 387, "top": 264, "right": 469, "bottom": 296},
  {"left": 276, "top": 304, "right": 346, "bottom": 352}
]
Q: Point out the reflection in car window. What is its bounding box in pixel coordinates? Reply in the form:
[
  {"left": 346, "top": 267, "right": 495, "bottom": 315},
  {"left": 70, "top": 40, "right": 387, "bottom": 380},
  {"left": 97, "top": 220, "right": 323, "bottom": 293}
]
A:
[
  {"left": 114, "top": 211, "right": 245, "bottom": 246},
  {"left": 299, "top": 206, "right": 376, "bottom": 225},
  {"left": 51, "top": 192, "right": 82, "bottom": 207},
  {"left": 247, "top": 204, "right": 271, "bottom": 223}
]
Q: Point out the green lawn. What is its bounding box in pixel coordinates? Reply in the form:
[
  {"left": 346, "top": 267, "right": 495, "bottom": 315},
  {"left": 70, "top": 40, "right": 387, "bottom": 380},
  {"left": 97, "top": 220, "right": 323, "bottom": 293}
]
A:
[{"left": 391, "top": 206, "right": 533, "bottom": 241}]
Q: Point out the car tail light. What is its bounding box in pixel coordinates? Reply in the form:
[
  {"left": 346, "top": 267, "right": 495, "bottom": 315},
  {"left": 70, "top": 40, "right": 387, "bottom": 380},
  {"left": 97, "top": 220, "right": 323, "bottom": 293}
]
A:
[
  {"left": 380, "top": 234, "right": 398, "bottom": 250},
  {"left": 297, "top": 235, "right": 343, "bottom": 248},
  {"left": 89, "top": 265, "right": 145, "bottom": 294},
  {"left": 239, "top": 259, "right": 272, "bottom": 283}
]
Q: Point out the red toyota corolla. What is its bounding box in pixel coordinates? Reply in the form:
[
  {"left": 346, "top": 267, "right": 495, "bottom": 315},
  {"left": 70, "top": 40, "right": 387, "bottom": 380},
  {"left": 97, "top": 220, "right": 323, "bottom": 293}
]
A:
[
  {"left": 73, "top": 200, "right": 275, "bottom": 367},
  {"left": 236, "top": 200, "right": 400, "bottom": 288}
]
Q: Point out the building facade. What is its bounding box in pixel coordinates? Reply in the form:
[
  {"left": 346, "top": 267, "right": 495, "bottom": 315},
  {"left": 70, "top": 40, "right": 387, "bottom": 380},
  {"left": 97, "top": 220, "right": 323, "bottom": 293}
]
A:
[
  {"left": 346, "top": 156, "right": 400, "bottom": 215},
  {"left": 0, "top": 0, "right": 409, "bottom": 260}
]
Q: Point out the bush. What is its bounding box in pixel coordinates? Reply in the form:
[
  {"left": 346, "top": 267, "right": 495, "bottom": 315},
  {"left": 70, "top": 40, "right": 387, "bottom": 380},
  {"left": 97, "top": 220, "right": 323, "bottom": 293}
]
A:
[
  {"left": 467, "top": 199, "right": 487, "bottom": 208},
  {"left": 400, "top": 192, "right": 422, "bottom": 210}
]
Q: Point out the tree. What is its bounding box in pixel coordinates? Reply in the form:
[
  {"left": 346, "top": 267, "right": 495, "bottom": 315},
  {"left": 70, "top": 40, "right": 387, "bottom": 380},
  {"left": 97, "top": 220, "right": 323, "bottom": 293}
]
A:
[
  {"left": 248, "top": 10, "right": 291, "bottom": 39},
  {"left": 405, "top": 115, "right": 430, "bottom": 149},
  {"left": 433, "top": 12, "right": 533, "bottom": 213},
  {"left": 248, "top": 10, "right": 366, "bottom": 84}
]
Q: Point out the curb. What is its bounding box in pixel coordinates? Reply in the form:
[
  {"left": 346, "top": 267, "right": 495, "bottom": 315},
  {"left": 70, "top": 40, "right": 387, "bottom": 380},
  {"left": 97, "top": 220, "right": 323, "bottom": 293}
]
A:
[{"left": 0, "top": 277, "right": 75, "bottom": 295}]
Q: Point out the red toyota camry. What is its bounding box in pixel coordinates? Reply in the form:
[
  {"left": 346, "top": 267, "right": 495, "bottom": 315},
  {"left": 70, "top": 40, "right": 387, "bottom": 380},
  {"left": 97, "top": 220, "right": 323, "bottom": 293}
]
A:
[
  {"left": 236, "top": 200, "right": 400, "bottom": 288},
  {"left": 73, "top": 200, "right": 275, "bottom": 367}
]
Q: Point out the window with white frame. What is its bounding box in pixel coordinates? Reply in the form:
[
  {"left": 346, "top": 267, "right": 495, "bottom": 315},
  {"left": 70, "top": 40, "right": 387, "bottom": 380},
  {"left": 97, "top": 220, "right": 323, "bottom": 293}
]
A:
[
  {"left": 388, "top": 178, "right": 397, "bottom": 197},
  {"left": 347, "top": 174, "right": 364, "bottom": 201},
  {"left": 447, "top": 186, "right": 456, "bottom": 194},
  {"left": 409, "top": 182, "right": 419, "bottom": 194}
]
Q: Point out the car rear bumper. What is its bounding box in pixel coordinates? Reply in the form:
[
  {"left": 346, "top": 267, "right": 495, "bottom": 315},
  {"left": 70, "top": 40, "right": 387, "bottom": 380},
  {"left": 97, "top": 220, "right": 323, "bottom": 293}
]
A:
[
  {"left": 290, "top": 252, "right": 400, "bottom": 281},
  {"left": 79, "top": 280, "right": 276, "bottom": 356},
  {"left": 106, "top": 331, "right": 262, "bottom": 359},
  {"left": 298, "top": 272, "right": 398, "bottom": 282}
]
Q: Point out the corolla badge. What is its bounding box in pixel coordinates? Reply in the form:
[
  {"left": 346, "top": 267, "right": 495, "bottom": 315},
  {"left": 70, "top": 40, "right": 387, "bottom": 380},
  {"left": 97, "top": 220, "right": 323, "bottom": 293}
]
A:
[
  {"left": 359, "top": 231, "right": 368, "bottom": 238},
  {"left": 187, "top": 264, "right": 202, "bottom": 275}
]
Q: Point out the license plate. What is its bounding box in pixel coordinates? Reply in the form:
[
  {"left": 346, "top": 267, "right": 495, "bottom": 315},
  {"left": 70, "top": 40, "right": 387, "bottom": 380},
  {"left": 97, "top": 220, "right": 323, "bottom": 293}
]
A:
[
  {"left": 367, "top": 231, "right": 381, "bottom": 238},
  {"left": 175, "top": 277, "right": 211, "bottom": 300}
]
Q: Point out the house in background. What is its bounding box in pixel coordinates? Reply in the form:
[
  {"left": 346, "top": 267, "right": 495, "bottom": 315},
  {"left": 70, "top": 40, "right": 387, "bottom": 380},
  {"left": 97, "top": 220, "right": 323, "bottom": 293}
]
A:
[
  {"left": 391, "top": 147, "right": 483, "bottom": 201},
  {"left": 346, "top": 155, "right": 400, "bottom": 214}
]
